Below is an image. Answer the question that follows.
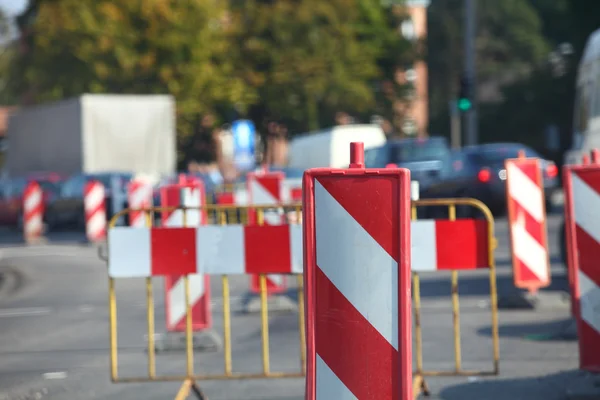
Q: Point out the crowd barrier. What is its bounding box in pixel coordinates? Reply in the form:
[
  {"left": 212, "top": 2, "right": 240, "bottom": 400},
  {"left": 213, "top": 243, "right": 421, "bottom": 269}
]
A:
[
  {"left": 563, "top": 150, "right": 600, "bottom": 373},
  {"left": 410, "top": 198, "right": 500, "bottom": 398},
  {"left": 106, "top": 203, "right": 306, "bottom": 400}
]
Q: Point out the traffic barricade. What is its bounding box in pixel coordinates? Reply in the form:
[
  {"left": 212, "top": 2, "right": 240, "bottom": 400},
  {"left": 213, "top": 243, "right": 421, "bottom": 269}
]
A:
[
  {"left": 501, "top": 151, "right": 551, "bottom": 309},
  {"left": 105, "top": 203, "right": 306, "bottom": 400},
  {"left": 23, "top": 181, "right": 44, "bottom": 243},
  {"left": 246, "top": 171, "right": 289, "bottom": 298},
  {"left": 84, "top": 179, "right": 107, "bottom": 242},
  {"left": 563, "top": 151, "right": 600, "bottom": 372},
  {"left": 303, "top": 142, "right": 413, "bottom": 400},
  {"left": 410, "top": 198, "right": 500, "bottom": 397},
  {"left": 158, "top": 179, "right": 220, "bottom": 351}
]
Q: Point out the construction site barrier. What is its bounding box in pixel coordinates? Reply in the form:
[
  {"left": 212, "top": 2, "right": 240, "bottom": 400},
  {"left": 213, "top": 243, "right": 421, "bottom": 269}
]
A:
[
  {"left": 563, "top": 155, "right": 600, "bottom": 372},
  {"left": 410, "top": 198, "right": 500, "bottom": 398},
  {"left": 505, "top": 152, "right": 551, "bottom": 293},
  {"left": 303, "top": 146, "right": 413, "bottom": 400},
  {"left": 105, "top": 203, "right": 305, "bottom": 400}
]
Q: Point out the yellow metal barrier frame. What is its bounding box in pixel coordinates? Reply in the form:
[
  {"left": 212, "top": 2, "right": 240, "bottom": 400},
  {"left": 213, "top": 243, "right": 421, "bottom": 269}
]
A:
[
  {"left": 106, "top": 204, "right": 304, "bottom": 400},
  {"left": 410, "top": 198, "right": 500, "bottom": 399}
]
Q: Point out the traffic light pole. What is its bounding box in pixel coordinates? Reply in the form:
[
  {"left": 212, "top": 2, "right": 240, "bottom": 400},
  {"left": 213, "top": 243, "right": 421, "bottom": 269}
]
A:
[{"left": 464, "top": 0, "right": 477, "bottom": 145}]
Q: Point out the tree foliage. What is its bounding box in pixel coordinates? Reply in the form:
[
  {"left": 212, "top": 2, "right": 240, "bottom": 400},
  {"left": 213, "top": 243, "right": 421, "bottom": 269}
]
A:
[
  {"left": 229, "top": 0, "right": 410, "bottom": 132},
  {"left": 10, "top": 0, "right": 254, "bottom": 138}
]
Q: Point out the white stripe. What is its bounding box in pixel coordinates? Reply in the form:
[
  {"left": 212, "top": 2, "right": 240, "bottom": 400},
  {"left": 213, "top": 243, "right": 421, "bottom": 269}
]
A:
[
  {"left": 182, "top": 188, "right": 202, "bottom": 226},
  {"left": 316, "top": 354, "right": 357, "bottom": 400},
  {"left": 165, "top": 209, "right": 183, "bottom": 227},
  {"left": 24, "top": 189, "right": 42, "bottom": 213},
  {"left": 196, "top": 225, "right": 245, "bottom": 274},
  {"left": 234, "top": 189, "right": 249, "bottom": 205},
  {"left": 579, "top": 270, "right": 600, "bottom": 334},
  {"left": 511, "top": 212, "right": 548, "bottom": 281},
  {"left": 86, "top": 211, "right": 106, "bottom": 238},
  {"left": 250, "top": 180, "right": 277, "bottom": 205},
  {"left": 129, "top": 185, "right": 153, "bottom": 208},
  {"left": 130, "top": 214, "right": 147, "bottom": 228},
  {"left": 411, "top": 181, "right": 420, "bottom": 201},
  {"left": 85, "top": 184, "right": 105, "bottom": 211},
  {"left": 411, "top": 220, "right": 437, "bottom": 271},
  {"left": 290, "top": 224, "right": 303, "bottom": 273},
  {"left": 267, "top": 274, "right": 284, "bottom": 286},
  {"left": 315, "top": 181, "right": 398, "bottom": 350},
  {"left": 108, "top": 227, "right": 151, "bottom": 278},
  {"left": 264, "top": 209, "right": 285, "bottom": 225},
  {"left": 572, "top": 172, "right": 600, "bottom": 244},
  {"left": 168, "top": 274, "right": 205, "bottom": 328},
  {"left": 25, "top": 218, "right": 43, "bottom": 235},
  {"left": 281, "top": 178, "right": 302, "bottom": 202},
  {"left": 506, "top": 161, "right": 544, "bottom": 222}
]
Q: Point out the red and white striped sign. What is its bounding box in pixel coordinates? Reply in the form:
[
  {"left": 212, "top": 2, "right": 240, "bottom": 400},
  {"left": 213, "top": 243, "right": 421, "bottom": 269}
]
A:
[
  {"left": 107, "top": 219, "right": 487, "bottom": 278},
  {"left": 128, "top": 180, "right": 153, "bottom": 227},
  {"left": 564, "top": 166, "right": 600, "bottom": 371},
  {"left": 303, "top": 166, "right": 412, "bottom": 399},
  {"left": 247, "top": 172, "right": 287, "bottom": 295},
  {"left": 411, "top": 219, "right": 489, "bottom": 271},
  {"left": 108, "top": 224, "right": 303, "bottom": 278},
  {"left": 84, "top": 181, "right": 106, "bottom": 242},
  {"left": 23, "top": 181, "right": 44, "bottom": 240},
  {"left": 505, "top": 157, "right": 550, "bottom": 292},
  {"left": 161, "top": 182, "right": 211, "bottom": 332}
]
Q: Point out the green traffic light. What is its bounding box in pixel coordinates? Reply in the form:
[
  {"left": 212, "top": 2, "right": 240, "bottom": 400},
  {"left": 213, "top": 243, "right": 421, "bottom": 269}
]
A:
[{"left": 458, "top": 98, "right": 472, "bottom": 111}]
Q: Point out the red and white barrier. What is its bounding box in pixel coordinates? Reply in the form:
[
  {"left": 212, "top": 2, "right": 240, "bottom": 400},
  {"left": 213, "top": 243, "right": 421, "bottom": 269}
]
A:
[
  {"left": 108, "top": 224, "right": 303, "bottom": 278},
  {"left": 411, "top": 219, "right": 489, "bottom": 271},
  {"left": 303, "top": 142, "right": 412, "bottom": 400},
  {"left": 128, "top": 180, "right": 153, "bottom": 227},
  {"left": 247, "top": 172, "right": 287, "bottom": 295},
  {"left": 161, "top": 181, "right": 211, "bottom": 332},
  {"left": 108, "top": 219, "right": 487, "bottom": 276},
  {"left": 84, "top": 180, "right": 106, "bottom": 242},
  {"left": 23, "top": 181, "right": 44, "bottom": 241},
  {"left": 505, "top": 155, "right": 550, "bottom": 292},
  {"left": 564, "top": 161, "right": 600, "bottom": 372}
]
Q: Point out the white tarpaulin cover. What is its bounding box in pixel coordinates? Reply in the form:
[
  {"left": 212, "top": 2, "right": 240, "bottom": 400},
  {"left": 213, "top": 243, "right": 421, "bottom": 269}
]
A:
[{"left": 6, "top": 94, "right": 176, "bottom": 178}]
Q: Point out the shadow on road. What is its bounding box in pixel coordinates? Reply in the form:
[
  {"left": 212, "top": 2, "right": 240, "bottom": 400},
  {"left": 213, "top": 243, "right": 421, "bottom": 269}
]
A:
[
  {"left": 434, "top": 369, "right": 598, "bottom": 400},
  {"left": 477, "top": 317, "right": 577, "bottom": 341},
  {"left": 418, "top": 274, "right": 570, "bottom": 299}
]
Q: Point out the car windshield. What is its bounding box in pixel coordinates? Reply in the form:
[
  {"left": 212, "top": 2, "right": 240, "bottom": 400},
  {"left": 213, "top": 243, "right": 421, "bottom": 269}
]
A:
[{"left": 389, "top": 139, "right": 450, "bottom": 163}]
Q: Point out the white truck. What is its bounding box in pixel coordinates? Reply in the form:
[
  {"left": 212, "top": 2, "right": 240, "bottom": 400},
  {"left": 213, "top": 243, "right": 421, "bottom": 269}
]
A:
[
  {"left": 287, "top": 124, "right": 387, "bottom": 169},
  {"left": 5, "top": 94, "right": 177, "bottom": 181}
]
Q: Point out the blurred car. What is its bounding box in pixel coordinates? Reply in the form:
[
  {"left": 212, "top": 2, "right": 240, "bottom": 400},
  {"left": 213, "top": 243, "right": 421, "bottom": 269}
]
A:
[
  {"left": 0, "top": 172, "right": 64, "bottom": 228},
  {"left": 421, "top": 143, "right": 559, "bottom": 216},
  {"left": 45, "top": 172, "right": 132, "bottom": 229},
  {"left": 365, "top": 136, "right": 451, "bottom": 190}
]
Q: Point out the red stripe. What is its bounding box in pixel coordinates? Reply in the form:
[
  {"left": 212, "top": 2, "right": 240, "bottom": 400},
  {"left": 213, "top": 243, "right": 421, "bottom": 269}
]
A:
[
  {"left": 316, "top": 176, "right": 399, "bottom": 262},
  {"left": 575, "top": 225, "right": 600, "bottom": 370},
  {"left": 256, "top": 175, "right": 281, "bottom": 200},
  {"left": 578, "top": 320, "right": 600, "bottom": 372},
  {"left": 164, "top": 275, "right": 212, "bottom": 331},
  {"left": 244, "top": 225, "right": 292, "bottom": 274},
  {"left": 510, "top": 159, "right": 539, "bottom": 184},
  {"left": 216, "top": 192, "right": 235, "bottom": 205},
  {"left": 315, "top": 267, "right": 399, "bottom": 399},
  {"left": 435, "top": 220, "right": 489, "bottom": 270},
  {"left": 574, "top": 169, "right": 600, "bottom": 196},
  {"left": 291, "top": 188, "right": 302, "bottom": 201},
  {"left": 575, "top": 225, "right": 600, "bottom": 289},
  {"left": 150, "top": 228, "right": 197, "bottom": 276},
  {"left": 511, "top": 202, "right": 544, "bottom": 245}
]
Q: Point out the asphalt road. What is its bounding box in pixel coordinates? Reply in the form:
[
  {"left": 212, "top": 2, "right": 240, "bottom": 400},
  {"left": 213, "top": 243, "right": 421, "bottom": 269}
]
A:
[{"left": 0, "top": 216, "right": 592, "bottom": 400}]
